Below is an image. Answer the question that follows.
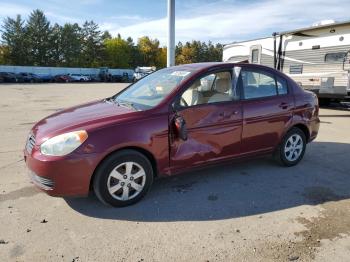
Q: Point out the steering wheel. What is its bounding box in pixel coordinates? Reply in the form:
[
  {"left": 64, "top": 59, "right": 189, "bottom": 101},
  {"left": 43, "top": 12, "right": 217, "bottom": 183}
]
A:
[{"left": 180, "top": 97, "right": 188, "bottom": 107}]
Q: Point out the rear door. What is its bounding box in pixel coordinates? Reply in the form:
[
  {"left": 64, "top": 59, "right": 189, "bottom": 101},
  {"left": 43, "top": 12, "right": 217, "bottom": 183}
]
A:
[
  {"left": 238, "top": 66, "right": 293, "bottom": 155},
  {"left": 169, "top": 69, "right": 243, "bottom": 171}
]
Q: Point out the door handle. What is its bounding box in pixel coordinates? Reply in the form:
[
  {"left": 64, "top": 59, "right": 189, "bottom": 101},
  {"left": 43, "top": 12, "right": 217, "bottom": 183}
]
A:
[
  {"left": 279, "top": 102, "right": 289, "bottom": 109},
  {"left": 220, "top": 111, "right": 239, "bottom": 120}
]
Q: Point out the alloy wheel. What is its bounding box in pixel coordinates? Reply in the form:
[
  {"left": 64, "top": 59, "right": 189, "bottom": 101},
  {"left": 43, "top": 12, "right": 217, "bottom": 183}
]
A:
[
  {"left": 107, "top": 162, "right": 146, "bottom": 201},
  {"left": 284, "top": 134, "right": 303, "bottom": 161}
]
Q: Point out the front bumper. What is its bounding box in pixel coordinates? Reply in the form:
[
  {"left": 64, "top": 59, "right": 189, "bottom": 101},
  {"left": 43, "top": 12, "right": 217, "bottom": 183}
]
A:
[{"left": 24, "top": 147, "right": 101, "bottom": 197}]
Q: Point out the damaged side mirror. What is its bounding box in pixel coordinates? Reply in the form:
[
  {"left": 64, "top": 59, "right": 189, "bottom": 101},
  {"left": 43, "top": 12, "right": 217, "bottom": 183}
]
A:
[{"left": 174, "top": 115, "right": 188, "bottom": 141}]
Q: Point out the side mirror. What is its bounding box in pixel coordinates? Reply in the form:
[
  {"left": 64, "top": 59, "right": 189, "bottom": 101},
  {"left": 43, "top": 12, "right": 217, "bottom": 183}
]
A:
[{"left": 174, "top": 116, "right": 188, "bottom": 141}]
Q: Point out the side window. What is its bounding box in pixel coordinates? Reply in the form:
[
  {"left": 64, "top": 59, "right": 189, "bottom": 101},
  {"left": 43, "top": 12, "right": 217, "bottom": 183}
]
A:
[
  {"left": 241, "top": 69, "right": 277, "bottom": 99},
  {"left": 251, "top": 49, "right": 259, "bottom": 63},
  {"left": 276, "top": 76, "right": 288, "bottom": 95},
  {"left": 325, "top": 52, "right": 346, "bottom": 63},
  {"left": 180, "top": 71, "right": 232, "bottom": 107}
]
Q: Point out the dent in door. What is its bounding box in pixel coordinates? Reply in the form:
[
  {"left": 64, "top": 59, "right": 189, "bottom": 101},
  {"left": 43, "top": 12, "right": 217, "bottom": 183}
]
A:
[{"left": 171, "top": 105, "right": 240, "bottom": 166}]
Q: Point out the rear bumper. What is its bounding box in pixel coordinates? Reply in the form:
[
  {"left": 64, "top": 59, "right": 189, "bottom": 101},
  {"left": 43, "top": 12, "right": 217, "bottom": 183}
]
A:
[
  {"left": 309, "top": 117, "right": 320, "bottom": 142},
  {"left": 24, "top": 149, "right": 101, "bottom": 197}
]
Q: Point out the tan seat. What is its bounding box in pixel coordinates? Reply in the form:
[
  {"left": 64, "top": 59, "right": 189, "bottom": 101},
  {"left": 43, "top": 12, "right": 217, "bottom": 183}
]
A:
[
  {"left": 208, "top": 78, "right": 232, "bottom": 103},
  {"left": 181, "top": 80, "right": 203, "bottom": 106}
]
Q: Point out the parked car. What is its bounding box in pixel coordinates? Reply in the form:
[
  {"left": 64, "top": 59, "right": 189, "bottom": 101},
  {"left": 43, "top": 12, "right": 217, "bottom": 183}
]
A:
[
  {"left": 0, "top": 74, "right": 4, "bottom": 83},
  {"left": 88, "top": 74, "right": 100, "bottom": 82},
  {"left": 133, "top": 66, "right": 156, "bottom": 82},
  {"left": 68, "top": 73, "right": 90, "bottom": 82},
  {"left": 18, "top": 73, "right": 42, "bottom": 83},
  {"left": 24, "top": 63, "right": 320, "bottom": 207},
  {"left": 39, "top": 75, "right": 54, "bottom": 82},
  {"left": 15, "top": 73, "right": 25, "bottom": 83},
  {"left": 53, "top": 74, "right": 74, "bottom": 83},
  {"left": 0, "top": 72, "right": 19, "bottom": 83},
  {"left": 111, "top": 74, "right": 123, "bottom": 82}
]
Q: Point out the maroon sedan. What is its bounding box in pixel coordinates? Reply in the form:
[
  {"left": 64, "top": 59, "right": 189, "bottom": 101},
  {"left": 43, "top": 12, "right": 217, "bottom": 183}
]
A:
[{"left": 24, "top": 63, "right": 320, "bottom": 207}]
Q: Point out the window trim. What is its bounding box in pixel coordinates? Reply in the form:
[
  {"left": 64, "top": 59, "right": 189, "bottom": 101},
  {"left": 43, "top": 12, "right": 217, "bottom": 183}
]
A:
[
  {"left": 174, "top": 69, "right": 236, "bottom": 110},
  {"left": 275, "top": 75, "right": 289, "bottom": 96},
  {"left": 238, "top": 67, "right": 289, "bottom": 101}
]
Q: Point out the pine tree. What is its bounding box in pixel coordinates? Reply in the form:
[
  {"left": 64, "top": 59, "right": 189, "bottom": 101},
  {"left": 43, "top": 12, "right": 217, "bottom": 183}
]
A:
[
  {"left": 26, "top": 9, "right": 51, "bottom": 66},
  {"left": 81, "top": 21, "right": 103, "bottom": 67},
  {"left": 1, "top": 15, "right": 28, "bottom": 65}
]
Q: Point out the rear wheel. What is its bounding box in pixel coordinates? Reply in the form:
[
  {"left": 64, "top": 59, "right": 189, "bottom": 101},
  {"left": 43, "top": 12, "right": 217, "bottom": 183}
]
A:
[
  {"left": 93, "top": 150, "right": 154, "bottom": 207},
  {"left": 276, "top": 127, "right": 306, "bottom": 166}
]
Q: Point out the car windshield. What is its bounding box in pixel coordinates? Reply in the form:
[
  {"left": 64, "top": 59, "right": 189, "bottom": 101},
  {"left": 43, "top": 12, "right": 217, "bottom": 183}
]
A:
[{"left": 113, "top": 67, "right": 194, "bottom": 110}]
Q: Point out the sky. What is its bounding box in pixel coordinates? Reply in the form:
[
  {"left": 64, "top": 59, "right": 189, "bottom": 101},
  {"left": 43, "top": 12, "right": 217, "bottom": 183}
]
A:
[{"left": 0, "top": 0, "right": 350, "bottom": 45}]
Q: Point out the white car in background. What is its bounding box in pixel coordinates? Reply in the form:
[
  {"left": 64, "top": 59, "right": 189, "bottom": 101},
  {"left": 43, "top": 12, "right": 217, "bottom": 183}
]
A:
[
  {"left": 133, "top": 66, "right": 156, "bottom": 82},
  {"left": 68, "top": 73, "right": 90, "bottom": 82}
]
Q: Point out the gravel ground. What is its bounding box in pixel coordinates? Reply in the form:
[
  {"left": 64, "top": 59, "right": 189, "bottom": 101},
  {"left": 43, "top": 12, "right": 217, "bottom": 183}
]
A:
[{"left": 0, "top": 83, "right": 350, "bottom": 262}]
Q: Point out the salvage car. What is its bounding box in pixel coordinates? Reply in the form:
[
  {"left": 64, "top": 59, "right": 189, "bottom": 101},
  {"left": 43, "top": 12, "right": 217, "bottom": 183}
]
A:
[
  {"left": 68, "top": 73, "right": 90, "bottom": 82},
  {"left": 18, "top": 72, "right": 42, "bottom": 83},
  {"left": 24, "top": 63, "right": 320, "bottom": 207},
  {"left": 53, "top": 74, "right": 74, "bottom": 83},
  {"left": 0, "top": 72, "right": 19, "bottom": 83}
]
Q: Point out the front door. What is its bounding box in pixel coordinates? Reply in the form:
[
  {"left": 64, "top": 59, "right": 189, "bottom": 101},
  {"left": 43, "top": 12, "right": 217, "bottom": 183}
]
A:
[{"left": 169, "top": 70, "right": 243, "bottom": 172}]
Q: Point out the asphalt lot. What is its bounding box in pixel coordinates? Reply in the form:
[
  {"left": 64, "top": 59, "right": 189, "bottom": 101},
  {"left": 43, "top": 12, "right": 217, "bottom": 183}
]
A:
[{"left": 0, "top": 83, "right": 350, "bottom": 262}]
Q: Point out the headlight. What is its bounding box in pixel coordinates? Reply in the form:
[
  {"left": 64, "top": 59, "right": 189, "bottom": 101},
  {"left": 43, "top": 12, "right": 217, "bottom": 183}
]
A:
[{"left": 40, "top": 130, "right": 88, "bottom": 156}]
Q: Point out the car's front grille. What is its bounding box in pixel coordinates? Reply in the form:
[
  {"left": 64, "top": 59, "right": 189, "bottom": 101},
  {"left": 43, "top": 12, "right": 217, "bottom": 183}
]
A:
[
  {"left": 30, "top": 172, "right": 54, "bottom": 190},
  {"left": 26, "top": 133, "right": 36, "bottom": 154}
]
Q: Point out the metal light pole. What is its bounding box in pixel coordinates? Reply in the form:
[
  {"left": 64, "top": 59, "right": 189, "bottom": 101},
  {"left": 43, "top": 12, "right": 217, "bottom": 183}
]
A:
[{"left": 167, "top": 0, "right": 175, "bottom": 67}]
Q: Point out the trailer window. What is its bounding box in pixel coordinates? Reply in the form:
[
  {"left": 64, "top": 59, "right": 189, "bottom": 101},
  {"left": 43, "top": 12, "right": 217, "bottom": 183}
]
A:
[
  {"left": 325, "top": 52, "right": 346, "bottom": 62},
  {"left": 289, "top": 65, "right": 303, "bottom": 74},
  {"left": 251, "top": 49, "right": 259, "bottom": 63}
]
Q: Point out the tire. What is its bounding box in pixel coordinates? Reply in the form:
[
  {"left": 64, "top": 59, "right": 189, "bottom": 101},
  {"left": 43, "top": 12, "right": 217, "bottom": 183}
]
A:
[
  {"left": 93, "top": 150, "right": 154, "bottom": 207},
  {"left": 276, "top": 127, "right": 307, "bottom": 167}
]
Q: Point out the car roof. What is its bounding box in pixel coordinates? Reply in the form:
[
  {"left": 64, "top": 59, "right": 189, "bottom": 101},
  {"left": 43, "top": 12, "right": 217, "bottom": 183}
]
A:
[
  {"left": 170, "top": 62, "right": 227, "bottom": 71},
  {"left": 171, "top": 62, "right": 278, "bottom": 74}
]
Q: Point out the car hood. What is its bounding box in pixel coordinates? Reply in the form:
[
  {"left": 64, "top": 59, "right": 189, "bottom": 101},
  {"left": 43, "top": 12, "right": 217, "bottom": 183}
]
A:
[{"left": 32, "top": 99, "right": 136, "bottom": 144}]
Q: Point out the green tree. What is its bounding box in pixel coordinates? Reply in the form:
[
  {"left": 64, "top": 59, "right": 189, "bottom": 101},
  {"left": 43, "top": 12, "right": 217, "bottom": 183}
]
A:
[
  {"left": 1, "top": 15, "right": 28, "bottom": 65},
  {"left": 137, "top": 36, "right": 160, "bottom": 66},
  {"left": 0, "top": 45, "right": 10, "bottom": 64},
  {"left": 60, "top": 23, "right": 83, "bottom": 67},
  {"left": 104, "top": 37, "right": 132, "bottom": 68},
  {"left": 175, "top": 40, "right": 223, "bottom": 64},
  {"left": 26, "top": 9, "right": 51, "bottom": 66},
  {"left": 81, "top": 21, "right": 103, "bottom": 67},
  {"left": 101, "top": 30, "right": 112, "bottom": 41},
  {"left": 125, "top": 36, "right": 142, "bottom": 68},
  {"left": 156, "top": 47, "right": 167, "bottom": 68},
  {"left": 48, "top": 23, "right": 62, "bottom": 66}
]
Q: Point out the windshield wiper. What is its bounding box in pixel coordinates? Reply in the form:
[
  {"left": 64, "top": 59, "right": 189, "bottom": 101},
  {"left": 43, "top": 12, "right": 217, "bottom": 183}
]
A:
[
  {"left": 104, "top": 97, "right": 121, "bottom": 106},
  {"left": 116, "top": 99, "right": 138, "bottom": 111}
]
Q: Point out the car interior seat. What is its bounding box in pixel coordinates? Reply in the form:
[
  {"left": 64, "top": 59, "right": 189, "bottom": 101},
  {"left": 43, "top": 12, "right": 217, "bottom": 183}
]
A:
[
  {"left": 181, "top": 80, "right": 203, "bottom": 106},
  {"left": 208, "top": 76, "right": 232, "bottom": 103}
]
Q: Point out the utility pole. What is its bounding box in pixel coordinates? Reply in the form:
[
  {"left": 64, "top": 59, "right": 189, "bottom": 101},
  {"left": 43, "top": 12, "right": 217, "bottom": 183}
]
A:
[{"left": 167, "top": 0, "right": 175, "bottom": 67}]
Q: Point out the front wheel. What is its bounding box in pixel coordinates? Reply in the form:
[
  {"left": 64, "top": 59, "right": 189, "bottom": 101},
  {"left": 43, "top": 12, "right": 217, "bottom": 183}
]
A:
[
  {"left": 276, "top": 127, "right": 306, "bottom": 167},
  {"left": 93, "top": 150, "right": 154, "bottom": 207}
]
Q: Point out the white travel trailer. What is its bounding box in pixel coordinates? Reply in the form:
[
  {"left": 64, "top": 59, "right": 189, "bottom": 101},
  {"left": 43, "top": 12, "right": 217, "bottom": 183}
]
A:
[{"left": 223, "top": 20, "right": 350, "bottom": 104}]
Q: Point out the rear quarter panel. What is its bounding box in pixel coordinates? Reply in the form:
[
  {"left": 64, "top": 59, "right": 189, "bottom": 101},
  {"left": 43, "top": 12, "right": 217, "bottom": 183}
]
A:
[{"left": 291, "top": 81, "right": 320, "bottom": 141}]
